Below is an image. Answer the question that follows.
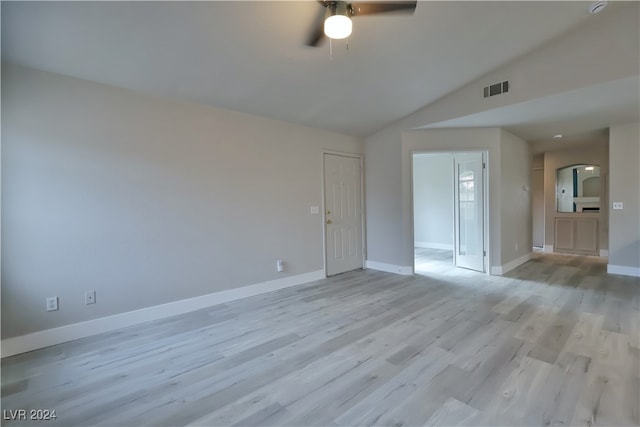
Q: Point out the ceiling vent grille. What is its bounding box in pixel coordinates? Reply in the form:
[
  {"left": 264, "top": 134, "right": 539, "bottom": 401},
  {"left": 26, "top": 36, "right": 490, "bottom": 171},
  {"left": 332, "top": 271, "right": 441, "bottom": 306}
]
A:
[{"left": 483, "top": 81, "right": 509, "bottom": 98}]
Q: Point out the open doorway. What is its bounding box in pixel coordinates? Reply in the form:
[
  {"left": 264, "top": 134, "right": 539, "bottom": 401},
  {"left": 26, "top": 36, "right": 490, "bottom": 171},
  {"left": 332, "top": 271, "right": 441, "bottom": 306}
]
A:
[
  {"left": 412, "top": 151, "right": 487, "bottom": 275},
  {"left": 413, "top": 153, "right": 454, "bottom": 274}
]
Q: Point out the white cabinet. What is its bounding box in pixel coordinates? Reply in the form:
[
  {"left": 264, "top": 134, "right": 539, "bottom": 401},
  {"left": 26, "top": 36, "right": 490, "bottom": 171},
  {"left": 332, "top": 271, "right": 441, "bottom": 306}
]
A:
[{"left": 554, "top": 217, "right": 598, "bottom": 255}]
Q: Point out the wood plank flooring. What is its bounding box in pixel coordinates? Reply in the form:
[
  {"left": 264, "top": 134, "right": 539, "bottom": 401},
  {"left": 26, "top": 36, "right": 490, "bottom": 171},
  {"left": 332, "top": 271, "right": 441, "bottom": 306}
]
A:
[{"left": 2, "top": 252, "right": 639, "bottom": 426}]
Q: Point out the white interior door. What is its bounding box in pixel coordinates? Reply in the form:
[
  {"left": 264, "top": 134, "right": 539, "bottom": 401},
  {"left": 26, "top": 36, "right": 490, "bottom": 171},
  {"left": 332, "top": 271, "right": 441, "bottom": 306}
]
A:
[
  {"left": 324, "top": 153, "right": 363, "bottom": 276},
  {"left": 454, "top": 152, "right": 485, "bottom": 272}
]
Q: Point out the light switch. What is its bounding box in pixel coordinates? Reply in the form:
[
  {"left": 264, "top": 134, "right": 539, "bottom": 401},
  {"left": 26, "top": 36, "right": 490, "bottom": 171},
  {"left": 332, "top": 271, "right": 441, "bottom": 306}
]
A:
[
  {"left": 612, "top": 202, "right": 624, "bottom": 210},
  {"left": 310, "top": 206, "right": 320, "bottom": 215}
]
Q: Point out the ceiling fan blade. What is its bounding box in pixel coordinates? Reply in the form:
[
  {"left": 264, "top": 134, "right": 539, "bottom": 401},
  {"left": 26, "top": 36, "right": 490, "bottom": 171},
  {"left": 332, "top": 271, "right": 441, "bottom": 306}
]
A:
[
  {"left": 351, "top": 1, "right": 417, "bottom": 16},
  {"left": 305, "top": 3, "right": 327, "bottom": 46}
]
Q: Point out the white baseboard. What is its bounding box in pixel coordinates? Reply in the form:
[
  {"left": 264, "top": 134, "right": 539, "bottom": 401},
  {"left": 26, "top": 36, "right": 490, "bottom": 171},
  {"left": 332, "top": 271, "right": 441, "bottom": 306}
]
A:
[
  {"left": 365, "top": 260, "right": 413, "bottom": 275},
  {"left": 414, "top": 241, "right": 453, "bottom": 250},
  {"left": 599, "top": 249, "right": 609, "bottom": 257},
  {"left": 490, "top": 252, "right": 533, "bottom": 276},
  {"left": 543, "top": 245, "right": 554, "bottom": 253},
  {"left": 1, "top": 270, "right": 325, "bottom": 358},
  {"left": 607, "top": 264, "right": 640, "bottom": 277}
]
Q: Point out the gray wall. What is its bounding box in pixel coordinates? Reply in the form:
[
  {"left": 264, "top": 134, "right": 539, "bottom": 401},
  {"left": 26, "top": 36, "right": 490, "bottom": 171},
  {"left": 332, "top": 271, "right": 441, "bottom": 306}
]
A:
[
  {"left": 364, "top": 5, "right": 634, "bottom": 269},
  {"left": 365, "top": 126, "right": 403, "bottom": 265},
  {"left": 403, "top": 128, "right": 502, "bottom": 271},
  {"left": 609, "top": 122, "right": 640, "bottom": 269},
  {"left": 402, "top": 128, "right": 531, "bottom": 272},
  {"left": 532, "top": 154, "right": 545, "bottom": 247},
  {"left": 543, "top": 142, "right": 609, "bottom": 251},
  {"left": 499, "top": 130, "right": 532, "bottom": 264},
  {"left": 1, "top": 65, "right": 363, "bottom": 338},
  {"left": 412, "top": 154, "right": 453, "bottom": 250}
]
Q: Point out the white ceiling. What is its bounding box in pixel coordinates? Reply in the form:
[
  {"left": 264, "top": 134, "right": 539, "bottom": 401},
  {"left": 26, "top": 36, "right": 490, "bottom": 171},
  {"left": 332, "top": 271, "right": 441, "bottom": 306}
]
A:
[
  {"left": 1, "top": 1, "right": 606, "bottom": 137},
  {"left": 423, "top": 76, "right": 640, "bottom": 152}
]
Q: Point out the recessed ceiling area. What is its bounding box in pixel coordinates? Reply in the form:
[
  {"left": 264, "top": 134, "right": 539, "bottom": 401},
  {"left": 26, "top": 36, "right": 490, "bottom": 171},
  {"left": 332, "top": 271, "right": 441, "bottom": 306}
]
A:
[
  {"left": 1, "top": 1, "right": 605, "bottom": 137},
  {"left": 420, "top": 76, "right": 639, "bottom": 153}
]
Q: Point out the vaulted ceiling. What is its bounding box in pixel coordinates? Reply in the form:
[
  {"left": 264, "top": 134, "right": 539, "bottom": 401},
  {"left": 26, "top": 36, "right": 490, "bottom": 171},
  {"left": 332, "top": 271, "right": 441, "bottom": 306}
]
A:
[{"left": 2, "top": 1, "right": 617, "bottom": 138}]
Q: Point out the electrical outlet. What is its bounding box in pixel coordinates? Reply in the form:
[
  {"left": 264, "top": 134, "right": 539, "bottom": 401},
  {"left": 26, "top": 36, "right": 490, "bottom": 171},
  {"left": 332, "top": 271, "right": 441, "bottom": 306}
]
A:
[
  {"left": 515, "top": 243, "right": 519, "bottom": 252},
  {"left": 276, "top": 259, "right": 284, "bottom": 272},
  {"left": 46, "top": 297, "right": 58, "bottom": 312},
  {"left": 85, "top": 291, "right": 96, "bottom": 305},
  {"left": 612, "top": 202, "right": 624, "bottom": 210}
]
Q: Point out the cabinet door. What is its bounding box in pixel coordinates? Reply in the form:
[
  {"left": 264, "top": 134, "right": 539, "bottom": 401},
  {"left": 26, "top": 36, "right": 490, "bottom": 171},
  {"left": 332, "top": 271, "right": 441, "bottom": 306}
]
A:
[
  {"left": 574, "top": 218, "right": 598, "bottom": 252},
  {"left": 555, "top": 218, "right": 574, "bottom": 251},
  {"left": 554, "top": 217, "right": 598, "bottom": 255}
]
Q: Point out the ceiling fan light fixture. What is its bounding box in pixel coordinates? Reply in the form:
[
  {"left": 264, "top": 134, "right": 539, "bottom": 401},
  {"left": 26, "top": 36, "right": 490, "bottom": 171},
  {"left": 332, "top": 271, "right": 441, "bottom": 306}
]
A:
[
  {"left": 324, "top": 15, "right": 352, "bottom": 39},
  {"left": 324, "top": 2, "right": 352, "bottom": 39}
]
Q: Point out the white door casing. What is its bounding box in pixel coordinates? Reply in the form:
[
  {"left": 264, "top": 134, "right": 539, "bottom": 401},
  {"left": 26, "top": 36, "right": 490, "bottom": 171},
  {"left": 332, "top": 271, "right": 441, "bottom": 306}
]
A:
[
  {"left": 323, "top": 153, "right": 363, "bottom": 276},
  {"left": 454, "top": 152, "right": 485, "bottom": 272}
]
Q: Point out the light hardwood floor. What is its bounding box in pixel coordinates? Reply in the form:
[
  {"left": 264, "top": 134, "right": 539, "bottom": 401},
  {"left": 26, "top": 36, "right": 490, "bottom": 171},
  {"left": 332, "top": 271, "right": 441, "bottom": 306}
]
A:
[
  {"left": 2, "top": 252, "right": 639, "bottom": 426},
  {"left": 414, "top": 247, "right": 454, "bottom": 275}
]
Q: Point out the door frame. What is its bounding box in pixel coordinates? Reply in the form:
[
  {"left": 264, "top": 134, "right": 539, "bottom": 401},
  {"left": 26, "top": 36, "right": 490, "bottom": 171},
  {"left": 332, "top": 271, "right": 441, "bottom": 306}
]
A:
[
  {"left": 410, "top": 149, "right": 490, "bottom": 275},
  {"left": 321, "top": 150, "right": 366, "bottom": 277}
]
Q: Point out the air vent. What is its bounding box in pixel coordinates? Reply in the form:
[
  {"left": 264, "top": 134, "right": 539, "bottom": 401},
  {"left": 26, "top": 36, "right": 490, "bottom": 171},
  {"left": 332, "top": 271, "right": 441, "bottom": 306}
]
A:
[
  {"left": 483, "top": 81, "right": 509, "bottom": 98},
  {"left": 589, "top": 1, "right": 607, "bottom": 14}
]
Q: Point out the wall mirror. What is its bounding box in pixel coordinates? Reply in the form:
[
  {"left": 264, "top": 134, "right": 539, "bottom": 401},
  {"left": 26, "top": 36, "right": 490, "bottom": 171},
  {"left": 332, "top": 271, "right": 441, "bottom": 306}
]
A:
[{"left": 556, "top": 164, "right": 600, "bottom": 212}]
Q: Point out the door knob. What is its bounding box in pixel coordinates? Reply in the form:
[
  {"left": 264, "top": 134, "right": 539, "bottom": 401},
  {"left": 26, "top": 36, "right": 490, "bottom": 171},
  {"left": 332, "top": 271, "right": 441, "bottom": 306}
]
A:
[{"left": 326, "top": 220, "right": 332, "bottom": 224}]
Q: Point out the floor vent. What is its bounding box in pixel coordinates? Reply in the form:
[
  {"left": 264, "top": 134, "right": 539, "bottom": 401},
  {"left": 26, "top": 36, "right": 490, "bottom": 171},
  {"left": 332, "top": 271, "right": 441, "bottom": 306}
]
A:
[{"left": 483, "top": 81, "right": 509, "bottom": 98}]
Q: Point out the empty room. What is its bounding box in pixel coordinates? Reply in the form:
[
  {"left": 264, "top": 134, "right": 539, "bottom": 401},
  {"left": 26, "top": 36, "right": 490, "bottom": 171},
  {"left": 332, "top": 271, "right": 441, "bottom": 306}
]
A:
[{"left": 2, "top": 1, "right": 639, "bottom": 426}]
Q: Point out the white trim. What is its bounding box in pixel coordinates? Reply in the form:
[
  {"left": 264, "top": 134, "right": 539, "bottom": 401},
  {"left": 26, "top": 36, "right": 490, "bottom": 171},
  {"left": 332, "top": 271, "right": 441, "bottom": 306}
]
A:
[
  {"left": 607, "top": 264, "right": 640, "bottom": 277},
  {"left": 599, "top": 249, "right": 609, "bottom": 257},
  {"left": 490, "top": 252, "right": 533, "bottom": 276},
  {"left": 414, "top": 241, "right": 453, "bottom": 250},
  {"left": 1, "top": 270, "right": 325, "bottom": 358},
  {"left": 543, "top": 245, "right": 554, "bottom": 253},
  {"left": 365, "top": 260, "right": 413, "bottom": 275}
]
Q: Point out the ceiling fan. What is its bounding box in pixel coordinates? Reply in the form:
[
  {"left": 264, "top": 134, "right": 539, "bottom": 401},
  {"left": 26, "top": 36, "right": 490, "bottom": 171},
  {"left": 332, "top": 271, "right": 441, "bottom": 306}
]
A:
[{"left": 306, "top": 1, "right": 417, "bottom": 47}]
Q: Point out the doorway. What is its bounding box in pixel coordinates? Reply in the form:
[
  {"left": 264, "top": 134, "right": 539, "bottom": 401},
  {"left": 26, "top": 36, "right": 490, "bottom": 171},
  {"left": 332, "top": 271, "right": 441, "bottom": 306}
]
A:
[
  {"left": 323, "top": 152, "right": 364, "bottom": 276},
  {"left": 412, "top": 151, "right": 487, "bottom": 274}
]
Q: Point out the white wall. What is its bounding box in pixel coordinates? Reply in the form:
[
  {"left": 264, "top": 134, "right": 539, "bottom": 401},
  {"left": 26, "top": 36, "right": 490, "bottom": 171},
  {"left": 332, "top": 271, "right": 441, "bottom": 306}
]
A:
[
  {"left": 1, "top": 65, "right": 362, "bottom": 339},
  {"left": 608, "top": 122, "right": 640, "bottom": 275},
  {"left": 413, "top": 154, "right": 453, "bottom": 250}
]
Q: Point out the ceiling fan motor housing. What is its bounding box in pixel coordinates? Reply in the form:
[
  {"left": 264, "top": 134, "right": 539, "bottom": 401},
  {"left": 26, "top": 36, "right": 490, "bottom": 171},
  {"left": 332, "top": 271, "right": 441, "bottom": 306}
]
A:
[
  {"left": 326, "top": 1, "right": 353, "bottom": 19},
  {"left": 307, "top": 1, "right": 417, "bottom": 46}
]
